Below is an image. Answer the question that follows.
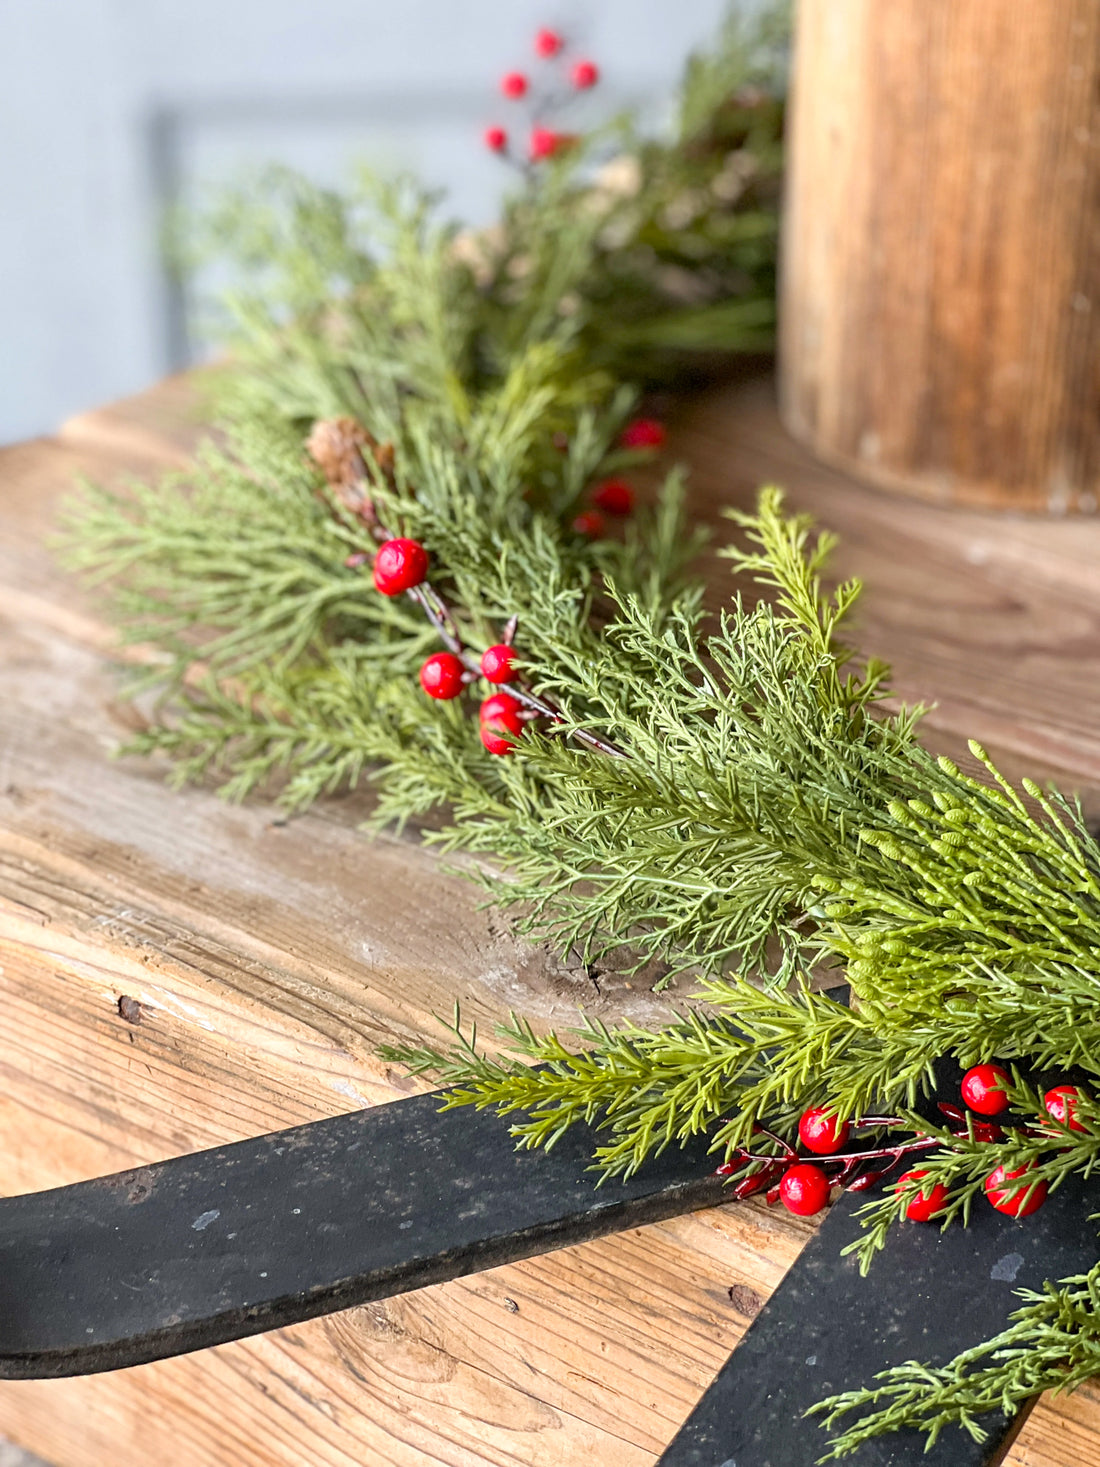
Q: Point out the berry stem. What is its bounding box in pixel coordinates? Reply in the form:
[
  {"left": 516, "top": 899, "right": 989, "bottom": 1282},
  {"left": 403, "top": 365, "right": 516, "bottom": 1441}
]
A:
[
  {"left": 753, "top": 1124, "right": 797, "bottom": 1160},
  {"left": 732, "top": 1136, "right": 937, "bottom": 1169},
  {"left": 408, "top": 583, "right": 464, "bottom": 654},
  {"left": 330, "top": 442, "right": 628, "bottom": 760}
]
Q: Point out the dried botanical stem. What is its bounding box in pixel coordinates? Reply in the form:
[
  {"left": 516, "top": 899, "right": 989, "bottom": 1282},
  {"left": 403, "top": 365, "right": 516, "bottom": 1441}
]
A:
[
  {"left": 409, "top": 577, "right": 628, "bottom": 758},
  {"left": 317, "top": 436, "right": 629, "bottom": 759},
  {"left": 731, "top": 1137, "right": 936, "bottom": 1169}
]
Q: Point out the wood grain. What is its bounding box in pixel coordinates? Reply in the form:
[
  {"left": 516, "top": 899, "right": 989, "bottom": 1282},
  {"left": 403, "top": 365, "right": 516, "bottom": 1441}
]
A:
[
  {"left": 2, "top": 369, "right": 1100, "bottom": 1464},
  {"left": 680, "top": 375, "right": 1100, "bottom": 811},
  {"left": 781, "top": 0, "right": 1100, "bottom": 512}
]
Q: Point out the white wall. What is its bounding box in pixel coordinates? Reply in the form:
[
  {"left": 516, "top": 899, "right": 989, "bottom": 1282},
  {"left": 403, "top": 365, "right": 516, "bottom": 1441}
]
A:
[{"left": 0, "top": 1, "right": 731, "bottom": 443}]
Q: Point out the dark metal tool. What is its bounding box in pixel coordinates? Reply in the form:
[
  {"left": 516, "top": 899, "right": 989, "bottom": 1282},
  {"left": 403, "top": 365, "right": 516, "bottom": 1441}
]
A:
[
  {"left": 0, "top": 1088, "right": 724, "bottom": 1378},
  {"left": 1, "top": 1078, "right": 1094, "bottom": 1463},
  {"left": 658, "top": 1175, "right": 1100, "bottom": 1466}
]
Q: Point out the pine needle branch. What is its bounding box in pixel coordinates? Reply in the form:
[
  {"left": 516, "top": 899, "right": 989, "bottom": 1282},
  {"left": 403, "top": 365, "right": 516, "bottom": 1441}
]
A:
[{"left": 810, "top": 1257, "right": 1100, "bottom": 1459}]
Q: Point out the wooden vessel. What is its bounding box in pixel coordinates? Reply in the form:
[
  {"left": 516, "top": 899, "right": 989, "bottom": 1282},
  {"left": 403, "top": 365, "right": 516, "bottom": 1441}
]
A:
[{"left": 781, "top": 0, "right": 1100, "bottom": 512}]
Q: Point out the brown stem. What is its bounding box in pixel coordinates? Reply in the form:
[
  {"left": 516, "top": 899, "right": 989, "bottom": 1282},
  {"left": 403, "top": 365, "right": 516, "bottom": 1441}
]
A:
[
  {"left": 337, "top": 455, "right": 629, "bottom": 760},
  {"left": 407, "top": 586, "right": 465, "bottom": 657},
  {"left": 754, "top": 1124, "right": 797, "bottom": 1159},
  {"left": 734, "top": 1136, "right": 936, "bottom": 1169}
]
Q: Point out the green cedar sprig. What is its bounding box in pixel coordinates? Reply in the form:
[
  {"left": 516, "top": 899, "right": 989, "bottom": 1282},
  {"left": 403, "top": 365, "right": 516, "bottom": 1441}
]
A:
[{"left": 808, "top": 1257, "right": 1100, "bottom": 1458}]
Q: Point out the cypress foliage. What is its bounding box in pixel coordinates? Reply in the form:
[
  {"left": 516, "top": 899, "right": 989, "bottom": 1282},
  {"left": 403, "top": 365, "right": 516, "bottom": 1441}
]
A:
[{"left": 62, "top": 8, "right": 1100, "bottom": 1453}]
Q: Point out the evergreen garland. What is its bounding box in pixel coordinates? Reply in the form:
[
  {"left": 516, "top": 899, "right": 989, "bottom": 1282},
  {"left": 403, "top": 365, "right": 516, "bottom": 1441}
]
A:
[{"left": 62, "top": 8, "right": 1100, "bottom": 1456}]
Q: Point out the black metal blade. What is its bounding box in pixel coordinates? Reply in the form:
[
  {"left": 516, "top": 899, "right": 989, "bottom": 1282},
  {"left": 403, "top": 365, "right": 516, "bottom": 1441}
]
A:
[
  {"left": 658, "top": 1174, "right": 1100, "bottom": 1466},
  {"left": 0, "top": 1090, "right": 724, "bottom": 1378}
]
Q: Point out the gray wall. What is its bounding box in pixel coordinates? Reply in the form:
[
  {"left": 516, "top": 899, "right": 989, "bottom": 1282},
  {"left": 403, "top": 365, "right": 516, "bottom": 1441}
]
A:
[{"left": 0, "top": 1, "right": 731, "bottom": 443}]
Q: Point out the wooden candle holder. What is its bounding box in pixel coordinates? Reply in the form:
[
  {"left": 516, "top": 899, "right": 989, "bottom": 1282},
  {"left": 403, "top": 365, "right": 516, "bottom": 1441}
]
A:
[{"left": 780, "top": 0, "right": 1100, "bottom": 514}]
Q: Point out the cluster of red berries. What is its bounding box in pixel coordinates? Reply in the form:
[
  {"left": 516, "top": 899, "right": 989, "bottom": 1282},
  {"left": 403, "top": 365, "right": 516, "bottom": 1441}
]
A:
[
  {"left": 932, "top": 1063, "right": 1087, "bottom": 1220},
  {"left": 485, "top": 28, "right": 600, "bottom": 162},
  {"left": 717, "top": 1063, "right": 1089, "bottom": 1225},
  {"left": 370, "top": 537, "right": 527, "bottom": 756},
  {"left": 421, "top": 645, "right": 526, "bottom": 756},
  {"left": 571, "top": 418, "right": 666, "bottom": 537},
  {"left": 368, "top": 417, "right": 667, "bottom": 747},
  {"left": 775, "top": 1109, "right": 849, "bottom": 1217}
]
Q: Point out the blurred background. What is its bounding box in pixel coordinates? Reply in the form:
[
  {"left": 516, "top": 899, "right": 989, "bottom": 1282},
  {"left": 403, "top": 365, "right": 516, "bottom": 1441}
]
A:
[{"left": 0, "top": 0, "right": 739, "bottom": 445}]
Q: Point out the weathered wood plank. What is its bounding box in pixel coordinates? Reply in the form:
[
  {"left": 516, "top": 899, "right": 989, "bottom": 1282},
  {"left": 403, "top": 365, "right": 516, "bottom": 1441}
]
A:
[
  {"left": 0, "top": 391, "right": 794, "bottom": 1465},
  {"left": 2, "top": 369, "right": 1100, "bottom": 1465},
  {"left": 681, "top": 376, "right": 1100, "bottom": 789},
  {"left": 59, "top": 370, "right": 205, "bottom": 464}
]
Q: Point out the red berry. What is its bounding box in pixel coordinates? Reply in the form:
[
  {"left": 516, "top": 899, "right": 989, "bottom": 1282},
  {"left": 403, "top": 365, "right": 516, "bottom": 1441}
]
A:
[
  {"left": 479, "top": 692, "right": 524, "bottom": 756},
  {"left": 619, "top": 417, "right": 666, "bottom": 450},
  {"left": 480, "top": 644, "right": 519, "bottom": 684},
  {"left": 897, "top": 1169, "right": 950, "bottom": 1223},
  {"left": 571, "top": 60, "right": 599, "bottom": 89},
  {"left": 984, "top": 1163, "right": 1048, "bottom": 1217},
  {"left": 961, "top": 1064, "right": 1012, "bottom": 1116},
  {"left": 528, "top": 129, "right": 576, "bottom": 163},
  {"left": 501, "top": 72, "right": 528, "bottom": 99},
  {"left": 1044, "top": 1084, "right": 1088, "bottom": 1133},
  {"left": 797, "top": 1108, "right": 851, "bottom": 1156},
  {"left": 572, "top": 508, "right": 605, "bottom": 537},
  {"left": 419, "top": 652, "right": 465, "bottom": 700},
  {"left": 373, "top": 538, "right": 429, "bottom": 596},
  {"left": 484, "top": 125, "right": 508, "bottom": 152},
  {"left": 479, "top": 691, "right": 521, "bottom": 722},
  {"left": 534, "top": 27, "right": 563, "bottom": 57},
  {"left": 779, "top": 1163, "right": 831, "bottom": 1217},
  {"left": 529, "top": 126, "right": 562, "bottom": 161},
  {"left": 591, "top": 478, "right": 634, "bottom": 516}
]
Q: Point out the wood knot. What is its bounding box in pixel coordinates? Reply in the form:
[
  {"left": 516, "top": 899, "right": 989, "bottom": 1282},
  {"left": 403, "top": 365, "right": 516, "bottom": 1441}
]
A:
[
  {"left": 117, "top": 995, "right": 143, "bottom": 1025},
  {"left": 727, "top": 1283, "right": 764, "bottom": 1318}
]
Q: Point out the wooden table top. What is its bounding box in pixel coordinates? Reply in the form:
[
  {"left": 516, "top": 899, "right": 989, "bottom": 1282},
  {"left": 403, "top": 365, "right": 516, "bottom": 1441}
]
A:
[{"left": 1, "top": 366, "right": 1098, "bottom": 1465}]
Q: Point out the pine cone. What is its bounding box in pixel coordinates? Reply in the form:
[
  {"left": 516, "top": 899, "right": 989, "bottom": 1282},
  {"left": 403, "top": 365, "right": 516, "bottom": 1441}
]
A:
[
  {"left": 305, "top": 417, "right": 396, "bottom": 526},
  {"left": 306, "top": 417, "right": 374, "bottom": 488}
]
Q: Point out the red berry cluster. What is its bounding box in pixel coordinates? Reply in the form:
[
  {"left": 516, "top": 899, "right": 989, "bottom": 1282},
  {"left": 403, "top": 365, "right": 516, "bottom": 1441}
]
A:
[
  {"left": 714, "top": 1064, "right": 1090, "bottom": 1226},
  {"left": 892, "top": 1064, "right": 1084, "bottom": 1222},
  {"left": 896, "top": 1068, "right": 1088, "bottom": 1222},
  {"left": 963, "top": 1068, "right": 1088, "bottom": 1217},
  {"left": 485, "top": 28, "right": 601, "bottom": 163},
  {"left": 953, "top": 1062, "right": 1067, "bottom": 1219},
  {"left": 478, "top": 644, "right": 523, "bottom": 754},
  {"left": 780, "top": 1108, "right": 850, "bottom": 1216},
  {"left": 715, "top": 1107, "right": 884, "bottom": 1219},
  {"left": 570, "top": 417, "right": 666, "bottom": 537},
  {"left": 370, "top": 538, "right": 532, "bottom": 757}
]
